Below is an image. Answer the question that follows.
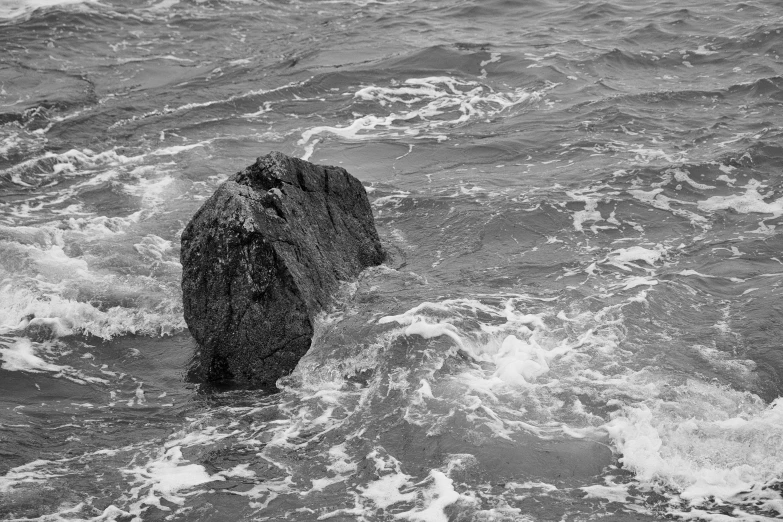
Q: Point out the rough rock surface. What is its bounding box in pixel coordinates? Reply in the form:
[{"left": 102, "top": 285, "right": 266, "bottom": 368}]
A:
[{"left": 181, "top": 152, "right": 384, "bottom": 388}]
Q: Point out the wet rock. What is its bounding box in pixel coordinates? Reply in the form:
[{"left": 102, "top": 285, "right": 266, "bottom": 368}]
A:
[{"left": 181, "top": 152, "right": 384, "bottom": 389}]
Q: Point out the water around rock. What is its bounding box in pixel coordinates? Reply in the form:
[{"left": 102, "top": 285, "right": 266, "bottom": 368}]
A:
[
  {"left": 181, "top": 152, "right": 384, "bottom": 388},
  {"left": 4, "top": 1, "right": 783, "bottom": 519}
]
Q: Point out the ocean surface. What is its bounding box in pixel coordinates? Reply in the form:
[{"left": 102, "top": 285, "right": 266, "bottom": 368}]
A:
[{"left": 1, "top": 0, "right": 783, "bottom": 520}]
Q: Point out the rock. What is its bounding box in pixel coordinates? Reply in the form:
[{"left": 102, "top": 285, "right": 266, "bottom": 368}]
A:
[{"left": 181, "top": 152, "right": 384, "bottom": 389}]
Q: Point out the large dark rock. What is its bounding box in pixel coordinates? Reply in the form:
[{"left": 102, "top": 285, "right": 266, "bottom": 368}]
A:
[{"left": 181, "top": 152, "right": 384, "bottom": 388}]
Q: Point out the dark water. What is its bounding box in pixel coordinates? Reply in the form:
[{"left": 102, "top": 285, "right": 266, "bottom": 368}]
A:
[{"left": 2, "top": 0, "right": 783, "bottom": 520}]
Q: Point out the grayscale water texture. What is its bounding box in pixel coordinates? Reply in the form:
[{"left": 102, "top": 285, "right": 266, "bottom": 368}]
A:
[{"left": 1, "top": 0, "right": 783, "bottom": 520}]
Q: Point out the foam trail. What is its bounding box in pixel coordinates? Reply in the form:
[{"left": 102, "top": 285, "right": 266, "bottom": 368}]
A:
[
  {"left": 299, "top": 76, "right": 550, "bottom": 157},
  {"left": 0, "top": 338, "right": 66, "bottom": 373},
  {"left": 0, "top": 0, "right": 96, "bottom": 19},
  {"left": 699, "top": 179, "right": 783, "bottom": 217}
]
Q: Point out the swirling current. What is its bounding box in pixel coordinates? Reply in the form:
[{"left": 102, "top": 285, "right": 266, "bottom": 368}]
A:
[{"left": 1, "top": 0, "right": 783, "bottom": 520}]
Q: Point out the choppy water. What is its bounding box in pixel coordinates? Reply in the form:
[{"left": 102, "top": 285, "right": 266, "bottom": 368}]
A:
[{"left": 2, "top": 0, "right": 783, "bottom": 520}]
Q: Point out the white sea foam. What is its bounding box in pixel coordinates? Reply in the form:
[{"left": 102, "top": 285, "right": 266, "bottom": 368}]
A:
[
  {"left": 298, "top": 77, "right": 552, "bottom": 156},
  {"left": 373, "top": 286, "right": 783, "bottom": 522},
  {"left": 0, "top": 127, "right": 47, "bottom": 161},
  {"left": 0, "top": 146, "right": 183, "bottom": 231},
  {"left": 0, "top": 145, "right": 185, "bottom": 344},
  {"left": 358, "top": 451, "right": 475, "bottom": 521},
  {"left": 371, "top": 190, "right": 411, "bottom": 208},
  {"left": 378, "top": 297, "right": 621, "bottom": 440},
  {"left": 146, "top": 0, "right": 179, "bottom": 11},
  {"left": 2, "top": 148, "right": 139, "bottom": 185},
  {"left": 605, "top": 380, "right": 783, "bottom": 514},
  {"left": 8, "top": 283, "right": 774, "bottom": 520},
  {"left": 360, "top": 450, "right": 417, "bottom": 508},
  {"left": 64, "top": 214, "right": 141, "bottom": 236},
  {"left": 629, "top": 146, "right": 687, "bottom": 165},
  {"left": 396, "top": 470, "right": 465, "bottom": 522},
  {"left": 602, "top": 245, "right": 664, "bottom": 272},
  {"left": 0, "top": 337, "right": 67, "bottom": 373},
  {"left": 122, "top": 446, "right": 221, "bottom": 514},
  {"left": 581, "top": 479, "right": 630, "bottom": 503},
  {"left": 692, "top": 44, "right": 718, "bottom": 55},
  {"left": 0, "top": 283, "right": 184, "bottom": 340},
  {"left": 490, "top": 333, "right": 573, "bottom": 386},
  {"left": 0, "top": 0, "right": 96, "bottom": 19},
  {"left": 307, "top": 442, "right": 356, "bottom": 492},
  {"left": 479, "top": 52, "right": 501, "bottom": 78},
  {"left": 0, "top": 337, "right": 108, "bottom": 384},
  {"left": 0, "top": 459, "right": 60, "bottom": 493},
  {"left": 698, "top": 179, "right": 783, "bottom": 217},
  {"left": 107, "top": 80, "right": 310, "bottom": 129},
  {"left": 629, "top": 187, "right": 710, "bottom": 227},
  {"left": 506, "top": 480, "right": 558, "bottom": 492},
  {"left": 567, "top": 189, "right": 605, "bottom": 232},
  {"left": 670, "top": 168, "right": 715, "bottom": 190},
  {"left": 619, "top": 275, "right": 659, "bottom": 290},
  {"left": 133, "top": 234, "right": 176, "bottom": 264}
]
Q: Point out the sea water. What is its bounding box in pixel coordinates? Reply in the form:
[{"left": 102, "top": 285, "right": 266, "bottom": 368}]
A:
[{"left": 1, "top": 0, "right": 783, "bottom": 520}]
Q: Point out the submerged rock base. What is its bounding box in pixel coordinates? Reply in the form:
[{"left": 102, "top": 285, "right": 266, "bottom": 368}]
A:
[{"left": 181, "top": 152, "right": 384, "bottom": 388}]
